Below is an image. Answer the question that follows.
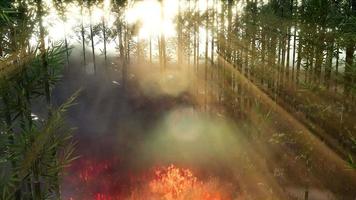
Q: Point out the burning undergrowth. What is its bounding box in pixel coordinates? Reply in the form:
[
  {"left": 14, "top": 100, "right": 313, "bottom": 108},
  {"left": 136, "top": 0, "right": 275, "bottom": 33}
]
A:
[
  {"left": 64, "top": 158, "right": 235, "bottom": 200},
  {"left": 130, "top": 164, "right": 233, "bottom": 200}
]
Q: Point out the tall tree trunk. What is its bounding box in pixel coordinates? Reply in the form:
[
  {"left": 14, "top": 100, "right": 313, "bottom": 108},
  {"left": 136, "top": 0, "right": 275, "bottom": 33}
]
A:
[
  {"left": 270, "top": 33, "right": 277, "bottom": 89},
  {"left": 123, "top": 25, "right": 129, "bottom": 88},
  {"left": 197, "top": 27, "right": 199, "bottom": 72},
  {"left": 261, "top": 30, "right": 266, "bottom": 84},
  {"left": 89, "top": 8, "right": 96, "bottom": 74},
  {"left": 37, "top": 0, "right": 50, "bottom": 106},
  {"left": 308, "top": 41, "right": 315, "bottom": 84},
  {"left": 211, "top": 7, "right": 215, "bottom": 65},
  {"left": 286, "top": 27, "right": 291, "bottom": 79},
  {"left": 296, "top": 34, "right": 302, "bottom": 84},
  {"left": 103, "top": 18, "right": 107, "bottom": 66},
  {"left": 344, "top": 44, "right": 355, "bottom": 95},
  {"left": 81, "top": 6, "right": 86, "bottom": 68},
  {"left": 204, "top": 2, "right": 209, "bottom": 111},
  {"left": 161, "top": 35, "right": 166, "bottom": 70},
  {"left": 177, "top": 2, "right": 182, "bottom": 68},
  {"left": 325, "top": 35, "right": 334, "bottom": 89},
  {"left": 118, "top": 22, "right": 124, "bottom": 60},
  {"left": 314, "top": 28, "right": 325, "bottom": 84},
  {"left": 160, "top": 1, "right": 166, "bottom": 71},
  {"left": 292, "top": 26, "right": 297, "bottom": 83},
  {"left": 158, "top": 36, "right": 162, "bottom": 71},
  {"left": 281, "top": 29, "right": 287, "bottom": 83},
  {"left": 149, "top": 36, "right": 152, "bottom": 64},
  {"left": 36, "top": 0, "right": 49, "bottom": 197},
  {"left": 335, "top": 45, "right": 339, "bottom": 92}
]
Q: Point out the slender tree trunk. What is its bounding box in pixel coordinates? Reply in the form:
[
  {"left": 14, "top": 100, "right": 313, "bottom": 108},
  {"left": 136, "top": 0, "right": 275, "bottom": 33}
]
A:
[
  {"left": 37, "top": 2, "right": 50, "bottom": 106},
  {"left": 36, "top": 0, "right": 51, "bottom": 198},
  {"left": 193, "top": 24, "right": 197, "bottom": 72},
  {"left": 314, "top": 28, "right": 325, "bottom": 84},
  {"left": 160, "top": 1, "right": 166, "bottom": 71},
  {"left": 137, "top": 38, "right": 141, "bottom": 63},
  {"left": 309, "top": 42, "right": 315, "bottom": 84},
  {"left": 261, "top": 31, "right": 266, "bottom": 84},
  {"left": 211, "top": 8, "right": 215, "bottom": 65},
  {"left": 118, "top": 22, "right": 124, "bottom": 60},
  {"left": 149, "top": 36, "right": 152, "bottom": 64},
  {"left": 177, "top": 2, "right": 182, "bottom": 68},
  {"left": 286, "top": 27, "right": 291, "bottom": 79},
  {"left": 117, "top": 21, "right": 124, "bottom": 83},
  {"left": 335, "top": 45, "right": 339, "bottom": 92},
  {"left": 344, "top": 43, "right": 355, "bottom": 95},
  {"left": 158, "top": 36, "right": 162, "bottom": 71},
  {"left": 325, "top": 35, "right": 334, "bottom": 89},
  {"left": 89, "top": 8, "right": 96, "bottom": 74},
  {"left": 205, "top": 3, "right": 209, "bottom": 111},
  {"left": 281, "top": 29, "right": 287, "bottom": 81},
  {"left": 292, "top": 26, "right": 297, "bottom": 83},
  {"left": 270, "top": 33, "right": 277, "bottom": 89},
  {"left": 277, "top": 36, "right": 282, "bottom": 91},
  {"left": 126, "top": 29, "right": 130, "bottom": 63},
  {"left": 161, "top": 35, "right": 166, "bottom": 70},
  {"left": 196, "top": 0, "right": 199, "bottom": 74},
  {"left": 103, "top": 17, "right": 107, "bottom": 66},
  {"left": 296, "top": 34, "right": 302, "bottom": 84},
  {"left": 123, "top": 26, "right": 128, "bottom": 88},
  {"left": 37, "top": 13, "right": 46, "bottom": 200},
  {"left": 81, "top": 6, "right": 86, "bottom": 68}
]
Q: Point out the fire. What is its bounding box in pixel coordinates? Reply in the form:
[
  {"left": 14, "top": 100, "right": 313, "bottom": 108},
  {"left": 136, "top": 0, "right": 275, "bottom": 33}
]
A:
[
  {"left": 95, "top": 193, "right": 113, "bottom": 200},
  {"left": 79, "top": 160, "right": 110, "bottom": 182},
  {"left": 147, "top": 165, "right": 226, "bottom": 200},
  {"left": 65, "top": 160, "right": 232, "bottom": 200},
  {"left": 149, "top": 164, "right": 198, "bottom": 199}
]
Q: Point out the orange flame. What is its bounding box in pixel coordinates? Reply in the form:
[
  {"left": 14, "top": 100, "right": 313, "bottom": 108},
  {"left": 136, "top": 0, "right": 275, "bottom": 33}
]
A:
[
  {"left": 149, "top": 164, "right": 198, "bottom": 199},
  {"left": 65, "top": 160, "right": 232, "bottom": 200},
  {"left": 148, "top": 164, "right": 226, "bottom": 200}
]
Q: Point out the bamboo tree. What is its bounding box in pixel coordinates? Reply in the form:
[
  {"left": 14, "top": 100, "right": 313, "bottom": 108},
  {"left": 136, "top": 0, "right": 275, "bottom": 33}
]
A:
[
  {"left": 54, "top": 0, "right": 71, "bottom": 70},
  {"left": 36, "top": 0, "right": 50, "bottom": 195},
  {"left": 177, "top": 1, "right": 182, "bottom": 68},
  {"left": 325, "top": 33, "right": 334, "bottom": 88},
  {"left": 89, "top": 8, "right": 96, "bottom": 74},
  {"left": 102, "top": 16, "right": 107, "bottom": 66},
  {"left": 36, "top": 0, "right": 50, "bottom": 106},
  {"left": 335, "top": 44, "right": 339, "bottom": 92},
  {"left": 286, "top": 27, "right": 291, "bottom": 79},
  {"left": 81, "top": 3, "right": 86, "bottom": 68},
  {"left": 292, "top": 26, "right": 297, "bottom": 82},
  {"left": 204, "top": 0, "right": 209, "bottom": 111}
]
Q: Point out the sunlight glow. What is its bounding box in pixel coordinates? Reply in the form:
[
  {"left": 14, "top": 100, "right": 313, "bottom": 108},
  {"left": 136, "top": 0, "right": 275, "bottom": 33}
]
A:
[{"left": 124, "top": 0, "right": 178, "bottom": 39}]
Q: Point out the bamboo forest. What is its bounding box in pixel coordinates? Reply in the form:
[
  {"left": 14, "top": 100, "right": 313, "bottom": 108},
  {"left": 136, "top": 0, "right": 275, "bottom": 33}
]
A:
[{"left": 0, "top": 0, "right": 356, "bottom": 199}]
